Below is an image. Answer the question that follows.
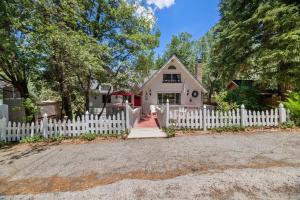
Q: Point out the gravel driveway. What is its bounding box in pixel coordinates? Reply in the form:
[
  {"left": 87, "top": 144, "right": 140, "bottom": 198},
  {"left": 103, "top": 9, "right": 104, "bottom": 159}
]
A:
[{"left": 1, "top": 132, "right": 300, "bottom": 199}]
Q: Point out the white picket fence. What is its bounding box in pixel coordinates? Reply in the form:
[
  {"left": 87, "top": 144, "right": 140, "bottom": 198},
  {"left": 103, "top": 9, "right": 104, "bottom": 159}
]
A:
[
  {"left": 129, "top": 107, "right": 142, "bottom": 128},
  {"left": 0, "top": 111, "right": 126, "bottom": 142},
  {"left": 159, "top": 101, "right": 288, "bottom": 130}
]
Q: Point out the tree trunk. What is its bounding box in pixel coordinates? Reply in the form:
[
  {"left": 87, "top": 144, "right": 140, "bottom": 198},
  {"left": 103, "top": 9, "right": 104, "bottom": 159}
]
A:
[
  {"left": 60, "top": 82, "right": 73, "bottom": 119},
  {"left": 208, "top": 89, "right": 213, "bottom": 104},
  {"left": 84, "top": 77, "right": 91, "bottom": 112},
  {"left": 98, "top": 86, "right": 112, "bottom": 117},
  {"left": 58, "top": 71, "right": 72, "bottom": 118},
  {"left": 85, "top": 91, "right": 90, "bottom": 112},
  {"left": 207, "top": 81, "right": 214, "bottom": 104}
]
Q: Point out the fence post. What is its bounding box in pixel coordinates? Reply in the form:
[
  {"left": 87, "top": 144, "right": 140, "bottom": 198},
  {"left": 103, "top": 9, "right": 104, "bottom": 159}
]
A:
[
  {"left": 279, "top": 103, "right": 286, "bottom": 124},
  {"left": 85, "top": 111, "right": 89, "bottom": 133},
  {"left": 0, "top": 118, "right": 6, "bottom": 142},
  {"left": 125, "top": 100, "right": 130, "bottom": 130},
  {"left": 203, "top": 105, "right": 207, "bottom": 131},
  {"left": 240, "top": 104, "right": 245, "bottom": 127},
  {"left": 166, "top": 99, "right": 170, "bottom": 128},
  {"left": 42, "top": 113, "right": 48, "bottom": 138}
]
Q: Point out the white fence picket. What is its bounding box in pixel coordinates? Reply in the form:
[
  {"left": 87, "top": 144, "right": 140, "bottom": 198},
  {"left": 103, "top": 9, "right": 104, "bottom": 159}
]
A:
[
  {"left": 166, "top": 105, "right": 287, "bottom": 131},
  {"left": 0, "top": 111, "right": 127, "bottom": 142}
]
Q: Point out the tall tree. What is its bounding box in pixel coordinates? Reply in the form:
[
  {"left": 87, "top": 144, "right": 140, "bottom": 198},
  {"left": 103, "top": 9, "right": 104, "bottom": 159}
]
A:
[
  {"left": 158, "top": 32, "right": 197, "bottom": 72},
  {"left": 197, "top": 27, "right": 222, "bottom": 103},
  {"left": 0, "top": 0, "right": 41, "bottom": 121},
  {"left": 212, "top": 0, "right": 300, "bottom": 97}
]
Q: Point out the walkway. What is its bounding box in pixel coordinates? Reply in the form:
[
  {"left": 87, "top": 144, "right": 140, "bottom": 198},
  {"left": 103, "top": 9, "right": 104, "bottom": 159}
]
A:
[{"left": 128, "top": 115, "right": 167, "bottom": 139}]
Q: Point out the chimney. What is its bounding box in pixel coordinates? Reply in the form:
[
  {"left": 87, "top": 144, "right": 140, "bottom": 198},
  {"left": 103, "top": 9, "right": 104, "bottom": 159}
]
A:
[{"left": 195, "top": 58, "right": 202, "bottom": 83}]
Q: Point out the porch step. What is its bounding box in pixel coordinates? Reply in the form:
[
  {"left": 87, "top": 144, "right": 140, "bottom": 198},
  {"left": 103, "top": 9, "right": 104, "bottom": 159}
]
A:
[{"left": 127, "top": 128, "right": 167, "bottom": 139}]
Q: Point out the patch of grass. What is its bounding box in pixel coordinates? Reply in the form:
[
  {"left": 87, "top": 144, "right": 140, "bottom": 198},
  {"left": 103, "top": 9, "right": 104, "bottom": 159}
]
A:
[
  {"left": 0, "top": 140, "right": 8, "bottom": 148},
  {"left": 162, "top": 127, "right": 176, "bottom": 138},
  {"left": 46, "top": 135, "right": 65, "bottom": 142},
  {"left": 279, "top": 121, "right": 295, "bottom": 129},
  {"left": 180, "top": 127, "right": 196, "bottom": 134},
  {"left": 79, "top": 133, "right": 97, "bottom": 141},
  {"left": 20, "top": 134, "right": 65, "bottom": 144},
  {"left": 20, "top": 135, "right": 45, "bottom": 143},
  {"left": 211, "top": 125, "right": 245, "bottom": 133},
  {"left": 10, "top": 131, "right": 128, "bottom": 145}
]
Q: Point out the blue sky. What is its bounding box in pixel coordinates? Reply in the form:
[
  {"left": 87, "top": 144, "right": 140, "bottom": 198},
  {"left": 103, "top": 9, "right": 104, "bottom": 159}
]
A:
[{"left": 147, "top": 0, "right": 220, "bottom": 55}]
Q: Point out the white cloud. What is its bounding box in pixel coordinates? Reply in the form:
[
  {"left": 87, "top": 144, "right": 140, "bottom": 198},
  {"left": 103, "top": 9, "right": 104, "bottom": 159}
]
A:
[
  {"left": 134, "top": 3, "right": 156, "bottom": 27},
  {"left": 146, "top": 0, "right": 175, "bottom": 9}
]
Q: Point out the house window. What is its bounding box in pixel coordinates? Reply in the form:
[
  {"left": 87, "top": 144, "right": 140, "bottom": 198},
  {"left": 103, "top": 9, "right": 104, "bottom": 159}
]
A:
[
  {"left": 168, "top": 65, "right": 176, "bottom": 70},
  {"left": 102, "top": 95, "right": 111, "bottom": 103},
  {"left": 163, "top": 74, "right": 181, "bottom": 83},
  {"left": 157, "top": 93, "right": 181, "bottom": 105}
]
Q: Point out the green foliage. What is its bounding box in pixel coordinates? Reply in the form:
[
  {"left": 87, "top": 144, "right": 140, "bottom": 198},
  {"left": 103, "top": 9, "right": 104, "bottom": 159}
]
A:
[
  {"left": 22, "top": 98, "right": 40, "bottom": 122},
  {"left": 211, "top": 125, "right": 245, "bottom": 133},
  {"left": 79, "top": 133, "right": 97, "bottom": 141},
  {"left": 21, "top": 135, "right": 64, "bottom": 143},
  {"left": 200, "top": 0, "right": 300, "bottom": 94},
  {"left": 215, "top": 91, "right": 238, "bottom": 111},
  {"left": 162, "top": 127, "right": 176, "bottom": 138},
  {"left": 157, "top": 32, "right": 197, "bottom": 72},
  {"left": 225, "top": 86, "right": 267, "bottom": 110},
  {"left": 1, "top": 0, "right": 160, "bottom": 119},
  {"left": 21, "top": 135, "right": 45, "bottom": 143},
  {"left": 197, "top": 27, "right": 222, "bottom": 102},
  {"left": 284, "top": 92, "right": 300, "bottom": 125},
  {"left": 279, "top": 121, "right": 296, "bottom": 129}
]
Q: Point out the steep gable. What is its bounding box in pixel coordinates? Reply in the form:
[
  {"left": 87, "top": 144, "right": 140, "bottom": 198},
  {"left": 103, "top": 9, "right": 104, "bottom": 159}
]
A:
[{"left": 142, "top": 55, "right": 207, "bottom": 93}]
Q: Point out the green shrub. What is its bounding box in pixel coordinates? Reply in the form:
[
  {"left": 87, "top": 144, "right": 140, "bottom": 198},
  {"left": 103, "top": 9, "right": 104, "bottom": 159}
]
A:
[
  {"left": 0, "top": 140, "right": 7, "bottom": 148},
  {"left": 162, "top": 127, "right": 176, "bottom": 138},
  {"left": 284, "top": 92, "right": 300, "bottom": 126},
  {"left": 22, "top": 98, "right": 40, "bottom": 122},
  {"left": 279, "top": 121, "right": 295, "bottom": 129},
  {"left": 215, "top": 91, "right": 238, "bottom": 111},
  {"left": 212, "top": 125, "right": 245, "bottom": 133},
  {"left": 79, "top": 133, "right": 97, "bottom": 141},
  {"left": 216, "top": 86, "right": 269, "bottom": 111},
  {"left": 21, "top": 135, "right": 44, "bottom": 143},
  {"left": 47, "top": 135, "right": 65, "bottom": 142}
]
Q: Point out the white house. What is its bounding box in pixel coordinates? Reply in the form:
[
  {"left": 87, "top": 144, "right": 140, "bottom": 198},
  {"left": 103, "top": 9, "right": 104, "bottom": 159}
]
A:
[
  {"left": 89, "top": 55, "right": 207, "bottom": 116},
  {"left": 141, "top": 55, "right": 207, "bottom": 114}
]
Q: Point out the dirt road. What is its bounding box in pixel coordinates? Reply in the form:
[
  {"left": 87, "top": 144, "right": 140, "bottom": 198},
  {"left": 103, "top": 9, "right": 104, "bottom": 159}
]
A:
[{"left": 1, "top": 132, "right": 300, "bottom": 199}]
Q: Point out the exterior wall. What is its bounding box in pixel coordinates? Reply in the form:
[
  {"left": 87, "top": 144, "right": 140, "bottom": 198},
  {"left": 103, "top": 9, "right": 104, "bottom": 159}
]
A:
[
  {"left": 4, "top": 98, "right": 25, "bottom": 122},
  {"left": 89, "top": 91, "right": 124, "bottom": 109},
  {"left": 142, "top": 59, "right": 204, "bottom": 114},
  {"left": 37, "top": 101, "right": 62, "bottom": 119},
  {"left": 227, "top": 82, "right": 238, "bottom": 90}
]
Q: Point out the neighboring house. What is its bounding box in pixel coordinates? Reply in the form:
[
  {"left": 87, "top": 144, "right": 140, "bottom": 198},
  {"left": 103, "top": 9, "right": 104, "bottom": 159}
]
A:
[
  {"left": 227, "top": 80, "right": 254, "bottom": 91},
  {"left": 227, "top": 80, "right": 281, "bottom": 106},
  {"left": 141, "top": 55, "right": 207, "bottom": 114},
  {"left": 0, "top": 80, "right": 62, "bottom": 122}
]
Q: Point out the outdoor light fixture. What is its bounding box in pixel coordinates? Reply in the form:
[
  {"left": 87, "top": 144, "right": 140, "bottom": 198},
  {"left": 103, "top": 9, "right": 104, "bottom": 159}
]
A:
[
  {"left": 149, "top": 89, "right": 152, "bottom": 96},
  {"left": 187, "top": 89, "right": 190, "bottom": 96}
]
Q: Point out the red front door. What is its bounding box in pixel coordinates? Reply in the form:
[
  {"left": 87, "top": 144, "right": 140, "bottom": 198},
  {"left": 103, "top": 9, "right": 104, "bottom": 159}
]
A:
[{"left": 134, "top": 96, "right": 141, "bottom": 107}]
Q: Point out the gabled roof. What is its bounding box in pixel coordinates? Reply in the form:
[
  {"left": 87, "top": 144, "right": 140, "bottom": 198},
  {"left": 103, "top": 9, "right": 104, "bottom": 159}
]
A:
[{"left": 141, "top": 55, "right": 207, "bottom": 93}]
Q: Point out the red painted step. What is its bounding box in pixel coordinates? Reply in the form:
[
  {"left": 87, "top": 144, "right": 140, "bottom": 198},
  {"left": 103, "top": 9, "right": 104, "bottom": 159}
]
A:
[{"left": 135, "top": 115, "right": 159, "bottom": 128}]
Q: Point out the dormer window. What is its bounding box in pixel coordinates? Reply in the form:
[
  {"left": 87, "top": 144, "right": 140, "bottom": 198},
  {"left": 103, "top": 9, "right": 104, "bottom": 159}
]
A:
[
  {"left": 163, "top": 74, "right": 181, "bottom": 83},
  {"left": 168, "top": 65, "right": 176, "bottom": 70}
]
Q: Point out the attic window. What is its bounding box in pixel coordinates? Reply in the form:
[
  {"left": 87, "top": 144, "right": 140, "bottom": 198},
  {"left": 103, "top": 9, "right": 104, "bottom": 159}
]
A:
[{"left": 168, "top": 65, "right": 176, "bottom": 70}]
